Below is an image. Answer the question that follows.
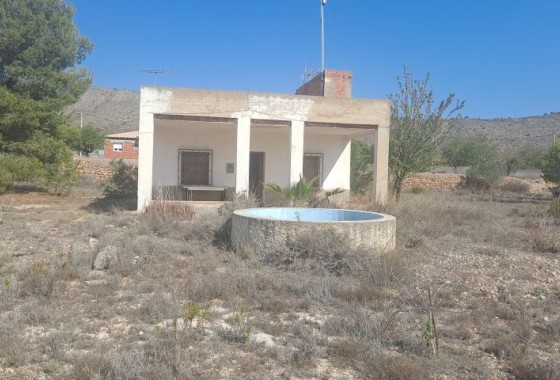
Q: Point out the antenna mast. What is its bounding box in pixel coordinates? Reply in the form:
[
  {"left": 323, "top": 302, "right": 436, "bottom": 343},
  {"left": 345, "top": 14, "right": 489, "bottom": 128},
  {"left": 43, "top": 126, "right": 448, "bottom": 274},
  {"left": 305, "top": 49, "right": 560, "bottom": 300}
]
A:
[{"left": 320, "top": 0, "right": 326, "bottom": 73}]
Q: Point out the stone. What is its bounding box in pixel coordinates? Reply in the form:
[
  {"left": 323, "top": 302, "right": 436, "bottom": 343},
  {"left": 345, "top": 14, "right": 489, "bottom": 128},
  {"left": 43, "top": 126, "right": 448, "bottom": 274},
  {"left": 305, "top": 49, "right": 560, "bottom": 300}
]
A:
[{"left": 93, "top": 246, "right": 118, "bottom": 270}]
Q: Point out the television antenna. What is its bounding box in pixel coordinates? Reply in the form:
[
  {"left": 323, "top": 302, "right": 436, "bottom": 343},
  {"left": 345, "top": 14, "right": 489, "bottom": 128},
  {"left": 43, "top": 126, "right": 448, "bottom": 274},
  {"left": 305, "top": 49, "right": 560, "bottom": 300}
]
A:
[
  {"left": 320, "top": 0, "right": 327, "bottom": 72},
  {"left": 301, "top": 63, "right": 319, "bottom": 84},
  {"left": 140, "top": 69, "right": 169, "bottom": 84}
]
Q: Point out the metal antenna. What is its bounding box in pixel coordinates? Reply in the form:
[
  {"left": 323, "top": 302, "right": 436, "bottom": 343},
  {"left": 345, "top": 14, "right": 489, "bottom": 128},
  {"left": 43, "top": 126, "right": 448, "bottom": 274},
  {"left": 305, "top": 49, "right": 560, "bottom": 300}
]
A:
[
  {"left": 140, "top": 69, "right": 169, "bottom": 84},
  {"left": 320, "top": 0, "right": 326, "bottom": 73},
  {"left": 301, "top": 62, "right": 319, "bottom": 84}
]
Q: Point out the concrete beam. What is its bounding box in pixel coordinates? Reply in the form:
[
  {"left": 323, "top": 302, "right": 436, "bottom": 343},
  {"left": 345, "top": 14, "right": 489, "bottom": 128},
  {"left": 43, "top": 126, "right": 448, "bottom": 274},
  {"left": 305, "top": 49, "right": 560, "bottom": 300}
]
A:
[
  {"left": 289, "top": 120, "right": 305, "bottom": 185},
  {"left": 372, "top": 126, "right": 390, "bottom": 204},
  {"left": 235, "top": 115, "right": 251, "bottom": 195},
  {"left": 137, "top": 113, "right": 154, "bottom": 212}
]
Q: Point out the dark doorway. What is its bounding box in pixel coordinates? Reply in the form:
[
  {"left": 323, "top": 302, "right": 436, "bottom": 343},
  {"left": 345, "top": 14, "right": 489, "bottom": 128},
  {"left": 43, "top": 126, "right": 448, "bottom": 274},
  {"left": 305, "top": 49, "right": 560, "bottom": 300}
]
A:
[{"left": 249, "top": 152, "right": 265, "bottom": 200}]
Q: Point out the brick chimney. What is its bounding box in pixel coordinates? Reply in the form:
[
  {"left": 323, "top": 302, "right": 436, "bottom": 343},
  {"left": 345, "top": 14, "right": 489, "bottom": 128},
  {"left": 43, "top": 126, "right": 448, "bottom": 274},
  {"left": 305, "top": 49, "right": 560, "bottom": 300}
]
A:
[{"left": 295, "top": 70, "right": 352, "bottom": 98}]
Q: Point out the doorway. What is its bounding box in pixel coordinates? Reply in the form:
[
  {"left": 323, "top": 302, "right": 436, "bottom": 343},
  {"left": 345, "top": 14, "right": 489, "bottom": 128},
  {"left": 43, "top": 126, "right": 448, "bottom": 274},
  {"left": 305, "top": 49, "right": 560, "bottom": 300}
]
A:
[{"left": 249, "top": 152, "right": 265, "bottom": 200}]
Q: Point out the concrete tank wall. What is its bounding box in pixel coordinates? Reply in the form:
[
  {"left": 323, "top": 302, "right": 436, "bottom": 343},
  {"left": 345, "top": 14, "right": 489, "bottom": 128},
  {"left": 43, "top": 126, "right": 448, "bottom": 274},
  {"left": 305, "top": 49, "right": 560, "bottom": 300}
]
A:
[{"left": 231, "top": 208, "right": 396, "bottom": 254}]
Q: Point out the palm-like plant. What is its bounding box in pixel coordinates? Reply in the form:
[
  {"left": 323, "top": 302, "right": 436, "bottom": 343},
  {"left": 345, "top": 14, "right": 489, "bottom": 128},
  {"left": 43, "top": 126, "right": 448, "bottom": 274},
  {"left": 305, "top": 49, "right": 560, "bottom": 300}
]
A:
[{"left": 265, "top": 175, "right": 318, "bottom": 206}]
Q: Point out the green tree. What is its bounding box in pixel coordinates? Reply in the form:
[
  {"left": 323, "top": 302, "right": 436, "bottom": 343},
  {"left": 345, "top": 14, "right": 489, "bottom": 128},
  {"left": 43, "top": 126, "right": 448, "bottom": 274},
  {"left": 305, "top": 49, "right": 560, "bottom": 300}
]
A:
[
  {"left": 442, "top": 134, "right": 496, "bottom": 170},
  {"left": 60, "top": 124, "right": 104, "bottom": 156},
  {"left": 0, "top": 0, "right": 93, "bottom": 143},
  {"left": 389, "top": 67, "right": 464, "bottom": 198},
  {"left": 350, "top": 140, "right": 374, "bottom": 194},
  {"left": 540, "top": 141, "right": 560, "bottom": 189},
  {"left": 0, "top": 0, "right": 92, "bottom": 194}
]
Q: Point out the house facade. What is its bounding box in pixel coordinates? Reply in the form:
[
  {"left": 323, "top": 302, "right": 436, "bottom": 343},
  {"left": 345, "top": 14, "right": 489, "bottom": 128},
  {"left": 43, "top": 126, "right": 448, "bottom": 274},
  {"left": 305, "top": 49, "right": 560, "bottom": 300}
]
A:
[
  {"left": 104, "top": 131, "right": 139, "bottom": 160},
  {"left": 137, "top": 71, "right": 390, "bottom": 211}
]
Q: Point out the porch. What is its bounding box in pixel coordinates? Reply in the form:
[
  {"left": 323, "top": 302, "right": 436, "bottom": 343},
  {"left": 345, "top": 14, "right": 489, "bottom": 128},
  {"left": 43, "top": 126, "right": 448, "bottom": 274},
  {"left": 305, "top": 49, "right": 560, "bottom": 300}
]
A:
[{"left": 138, "top": 87, "right": 390, "bottom": 211}]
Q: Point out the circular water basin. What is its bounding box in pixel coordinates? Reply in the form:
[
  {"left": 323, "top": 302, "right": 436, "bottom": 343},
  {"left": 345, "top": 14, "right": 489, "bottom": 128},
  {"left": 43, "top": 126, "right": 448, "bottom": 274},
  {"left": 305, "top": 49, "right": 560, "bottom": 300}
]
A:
[{"left": 231, "top": 207, "right": 396, "bottom": 253}]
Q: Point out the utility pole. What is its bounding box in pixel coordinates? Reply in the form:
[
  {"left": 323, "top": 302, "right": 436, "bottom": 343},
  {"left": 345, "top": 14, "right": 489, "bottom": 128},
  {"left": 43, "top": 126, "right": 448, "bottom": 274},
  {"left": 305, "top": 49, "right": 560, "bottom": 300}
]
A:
[
  {"left": 79, "top": 112, "right": 83, "bottom": 157},
  {"left": 320, "top": 0, "right": 327, "bottom": 95}
]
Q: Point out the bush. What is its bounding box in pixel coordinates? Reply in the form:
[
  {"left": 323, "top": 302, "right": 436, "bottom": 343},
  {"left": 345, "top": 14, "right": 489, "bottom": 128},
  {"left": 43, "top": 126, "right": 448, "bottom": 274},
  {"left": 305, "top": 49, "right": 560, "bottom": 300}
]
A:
[
  {"left": 351, "top": 140, "right": 374, "bottom": 194},
  {"left": 0, "top": 134, "right": 79, "bottom": 195},
  {"left": 540, "top": 141, "right": 560, "bottom": 189},
  {"left": 465, "top": 161, "right": 506, "bottom": 190},
  {"left": 103, "top": 160, "right": 138, "bottom": 198}
]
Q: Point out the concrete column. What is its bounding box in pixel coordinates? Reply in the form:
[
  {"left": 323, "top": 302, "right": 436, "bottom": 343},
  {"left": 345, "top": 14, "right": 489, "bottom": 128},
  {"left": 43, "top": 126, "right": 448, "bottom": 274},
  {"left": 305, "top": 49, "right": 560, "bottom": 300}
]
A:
[
  {"left": 289, "top": 120, "right": 305, "bottom": 185},
  {"left": 235, "top": 115, "right": 251, "bottom": 195},
  {"left": 372, "top": 126, "right": 390, "bottom": 204},
  {"left": 137, "top": 112, "right": 154, "bottom": 212}
]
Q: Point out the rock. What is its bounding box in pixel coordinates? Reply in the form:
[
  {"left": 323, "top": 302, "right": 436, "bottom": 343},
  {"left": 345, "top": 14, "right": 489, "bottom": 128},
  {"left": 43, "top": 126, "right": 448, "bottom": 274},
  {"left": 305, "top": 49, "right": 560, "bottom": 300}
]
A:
[{"left": 93, "top": 246, "right": 118, "bottom": 270}]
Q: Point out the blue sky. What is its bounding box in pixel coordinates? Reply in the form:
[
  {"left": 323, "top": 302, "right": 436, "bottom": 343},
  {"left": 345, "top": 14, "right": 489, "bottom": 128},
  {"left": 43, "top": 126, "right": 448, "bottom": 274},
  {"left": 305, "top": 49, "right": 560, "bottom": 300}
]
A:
[{"left": 69, "top": 0, "right": 560, "bottom": 119}]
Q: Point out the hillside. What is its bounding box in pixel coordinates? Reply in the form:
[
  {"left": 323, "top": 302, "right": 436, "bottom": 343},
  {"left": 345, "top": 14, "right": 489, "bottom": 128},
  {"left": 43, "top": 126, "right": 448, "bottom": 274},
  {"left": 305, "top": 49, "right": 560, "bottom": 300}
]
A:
[
  {"left": 64, "top": 86, "right": 140, "bottom": 135},
  {"left": 65, "top": 87, "right": 560, "bottom": 150},
  {"left": 450, "top": 113, "right": 560, "bottom": 150}
]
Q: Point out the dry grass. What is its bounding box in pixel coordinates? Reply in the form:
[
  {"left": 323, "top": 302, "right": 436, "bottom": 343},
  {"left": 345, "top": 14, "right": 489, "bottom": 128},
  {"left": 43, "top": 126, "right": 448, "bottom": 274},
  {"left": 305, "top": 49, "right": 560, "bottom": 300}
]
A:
[{"left": 0, "top": 185, "right": 559, "bottom": 379}]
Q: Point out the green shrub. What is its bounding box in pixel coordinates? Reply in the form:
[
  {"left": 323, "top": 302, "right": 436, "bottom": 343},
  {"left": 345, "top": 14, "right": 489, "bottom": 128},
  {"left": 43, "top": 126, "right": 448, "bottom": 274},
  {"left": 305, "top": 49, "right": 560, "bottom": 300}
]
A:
[
  {"left": 351, "top": 140, "right": 374, "bottom": 194},
  {"left": 540, "top": 141, "right": 560, "bottom": 189},
  {"left": 103, "top": 160, "right": 138, "bottom": 198},
  {"left": 465, "top": 161, "right": 506, "bottom": 190},
  {"left": 2, "top": 134, "right": 79, "bottom": 195}
]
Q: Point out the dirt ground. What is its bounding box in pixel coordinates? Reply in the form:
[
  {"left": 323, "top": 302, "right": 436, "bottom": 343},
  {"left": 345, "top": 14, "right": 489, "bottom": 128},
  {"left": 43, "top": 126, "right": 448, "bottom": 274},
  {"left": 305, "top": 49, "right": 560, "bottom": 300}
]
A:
[{"left": 0, "top": 179, "right": 559, "bottom": 379}]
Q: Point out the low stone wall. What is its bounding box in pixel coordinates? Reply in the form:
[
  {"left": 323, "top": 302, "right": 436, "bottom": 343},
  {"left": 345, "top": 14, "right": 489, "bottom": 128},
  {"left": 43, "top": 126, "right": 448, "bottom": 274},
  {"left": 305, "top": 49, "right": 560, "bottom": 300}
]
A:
[
  {"left": 403, "top": 173, "right": 464, "bottom": 190},
  {"left": 76, "top": 157, "right": 137, "bottom": 180}
]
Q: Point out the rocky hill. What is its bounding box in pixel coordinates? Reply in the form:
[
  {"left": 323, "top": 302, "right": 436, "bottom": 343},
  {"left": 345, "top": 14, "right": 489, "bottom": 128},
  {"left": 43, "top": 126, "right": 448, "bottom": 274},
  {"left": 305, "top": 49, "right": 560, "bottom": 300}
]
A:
[
  {"left": 450, "top": 113, "right": 560, "bottom": 150},
  {"left": 65, "top": 87, "right": 560, "bottom": 150},
  {"left": 64, "top": 86, "right": 140, "bottom": 135}
]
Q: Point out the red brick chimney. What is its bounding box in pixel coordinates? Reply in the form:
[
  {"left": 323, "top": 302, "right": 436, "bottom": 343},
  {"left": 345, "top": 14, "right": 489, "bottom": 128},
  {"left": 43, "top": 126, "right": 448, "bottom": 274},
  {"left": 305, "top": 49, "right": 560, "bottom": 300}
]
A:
[{"left": 295, "top": 70, "right": 352, "bottom": 98}]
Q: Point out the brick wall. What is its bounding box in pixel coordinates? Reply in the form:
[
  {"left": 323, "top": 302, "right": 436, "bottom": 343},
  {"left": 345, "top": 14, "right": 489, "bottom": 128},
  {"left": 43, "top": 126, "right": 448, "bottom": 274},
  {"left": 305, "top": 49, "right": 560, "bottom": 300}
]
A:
[
  {"left": 104, "top": 139, "right": 138, "bottom": 160},
  {"left": 295, "top": 70, "right": 352, "bottom": 98}
]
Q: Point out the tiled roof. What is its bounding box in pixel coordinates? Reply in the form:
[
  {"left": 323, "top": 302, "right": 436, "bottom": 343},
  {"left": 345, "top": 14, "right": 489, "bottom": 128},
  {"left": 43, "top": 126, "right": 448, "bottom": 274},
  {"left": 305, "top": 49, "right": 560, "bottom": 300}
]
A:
[{"left": 106, "top": 131, "right": 139, "bottom": 140}]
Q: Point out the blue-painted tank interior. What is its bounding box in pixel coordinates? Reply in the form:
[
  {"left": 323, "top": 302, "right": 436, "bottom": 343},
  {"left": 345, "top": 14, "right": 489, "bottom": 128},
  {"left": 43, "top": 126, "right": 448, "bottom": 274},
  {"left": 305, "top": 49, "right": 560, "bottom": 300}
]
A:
[{"left": 239, "top": 208, "right": 383, "bottom": 222}]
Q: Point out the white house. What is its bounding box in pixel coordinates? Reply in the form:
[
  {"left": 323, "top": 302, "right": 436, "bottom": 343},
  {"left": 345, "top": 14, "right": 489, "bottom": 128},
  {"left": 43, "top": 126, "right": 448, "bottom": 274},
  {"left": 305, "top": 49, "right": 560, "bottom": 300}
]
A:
[{"left": 137, "top": 70, "right": 390, "bottom": 211}]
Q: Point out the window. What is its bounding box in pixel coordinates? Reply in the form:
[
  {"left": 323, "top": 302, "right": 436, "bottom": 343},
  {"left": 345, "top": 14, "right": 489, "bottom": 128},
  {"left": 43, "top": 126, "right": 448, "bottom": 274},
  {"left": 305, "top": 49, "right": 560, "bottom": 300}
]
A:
[
  {"left": 303, "top": 153, "right": 323, "bottom": 186},
  {"left": 112, "top": 141, "right": 123, "bottom": 152},
  {"left": 179, "top": 150, "right": 212, "bottom": 185}
]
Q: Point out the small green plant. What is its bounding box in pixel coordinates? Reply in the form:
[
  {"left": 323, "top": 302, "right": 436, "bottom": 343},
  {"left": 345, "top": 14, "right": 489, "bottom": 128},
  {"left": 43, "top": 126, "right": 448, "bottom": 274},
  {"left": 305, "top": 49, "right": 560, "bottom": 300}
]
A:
[
  {"left": 183, "top": 301, "right": 212, "bottom": 328},
  {"left": 411, "top": 184, "right": 424, "bottom": 194},
  {"left": 265, "top": 175, "right": 318, "bottom": 206},
  {"left": 422, "top": 321, "right": 435, "bottom": 346},
  {"left": 233, "top": 306, "right": 252, "bottom": 343},
  {"left": 531, "top": 287, "right": 546, "bottom": 297}
]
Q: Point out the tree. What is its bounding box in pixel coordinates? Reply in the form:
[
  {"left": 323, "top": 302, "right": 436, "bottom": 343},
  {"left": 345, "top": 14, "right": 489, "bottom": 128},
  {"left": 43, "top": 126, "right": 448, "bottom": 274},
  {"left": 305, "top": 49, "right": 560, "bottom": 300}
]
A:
[
  {"left": 0, "top": 0, "right": 93, "bottom": 143},
  {"left": 59, "top": 124, "right": 104, "bottom": 156},
  {"left": 441, "top": 134, "right": 496, "bottom": 171},
  {"left": 389, "top": 67, "right": 464, "bottom": 198},
  {"left": 350, "top": 140, "right": 374, "bottom": 194},
  {"left": 0, "top": 0, "right": 92, "bottom": 194},
  {"left": 540, "top": 141, "right": 560, "bottom": 190}
]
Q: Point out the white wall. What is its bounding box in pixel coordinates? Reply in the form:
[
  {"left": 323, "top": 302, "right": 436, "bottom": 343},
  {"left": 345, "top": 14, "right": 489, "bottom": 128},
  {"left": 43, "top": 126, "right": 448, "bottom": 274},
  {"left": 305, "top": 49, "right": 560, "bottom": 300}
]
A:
[
  {"left": 153, "top": 125, "right": 237, "bottom": 187},
  {"left": 305, "top": 134, "right": 352, "bottom": 190},
  {"left": 250, "top": 127, "right": 291, "bottom": 186},
  {"left": 152, "top": 124, "right": 351, "bottom": 191}
]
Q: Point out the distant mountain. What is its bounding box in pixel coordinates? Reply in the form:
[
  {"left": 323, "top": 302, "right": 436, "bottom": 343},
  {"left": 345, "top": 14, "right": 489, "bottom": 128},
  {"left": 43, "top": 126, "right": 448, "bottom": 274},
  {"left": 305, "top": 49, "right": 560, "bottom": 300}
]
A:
[
  {"left": 450, "top": 113, "right": 560, "bottom": 150},
  {"left": 65, "top": 87, "right": 560, "bottom": 150},
  {"left": 64, "top": 86, "right": 140, "bottom": 135}
]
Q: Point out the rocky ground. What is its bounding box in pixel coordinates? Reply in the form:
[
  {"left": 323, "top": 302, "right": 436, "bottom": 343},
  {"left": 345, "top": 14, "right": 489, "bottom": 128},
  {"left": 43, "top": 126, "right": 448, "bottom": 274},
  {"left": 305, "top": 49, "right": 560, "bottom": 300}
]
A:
[{"left": 0, "top": 177, "right": 559, "bottom": 379}]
